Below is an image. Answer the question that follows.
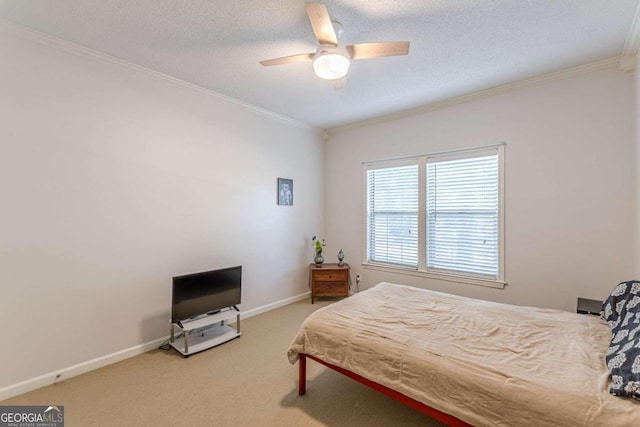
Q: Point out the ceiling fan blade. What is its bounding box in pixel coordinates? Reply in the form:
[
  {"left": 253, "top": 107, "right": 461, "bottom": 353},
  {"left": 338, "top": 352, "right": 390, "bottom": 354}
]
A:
[
  {"left": 346, "top": 41, "right": 410, "bottom": 60},
  {"left": 332, "top": 76, "right": 346, "bottom": 90},
  {"left": 259, "top": 52, "right": 315, "bottom": 67},
  {"left": 305, "top": 2, "right": 337, "bottom": 46}
]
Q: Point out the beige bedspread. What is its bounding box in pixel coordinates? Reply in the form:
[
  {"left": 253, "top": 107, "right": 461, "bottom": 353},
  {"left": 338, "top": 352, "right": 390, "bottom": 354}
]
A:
[{"left": 287, "top": 282, "right": 640, "bottom": 426}]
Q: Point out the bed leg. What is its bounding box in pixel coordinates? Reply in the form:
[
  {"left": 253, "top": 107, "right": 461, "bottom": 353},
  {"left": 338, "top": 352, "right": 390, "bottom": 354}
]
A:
[{"left": 299, "top": 354, "right": 307, "bottom": 395}]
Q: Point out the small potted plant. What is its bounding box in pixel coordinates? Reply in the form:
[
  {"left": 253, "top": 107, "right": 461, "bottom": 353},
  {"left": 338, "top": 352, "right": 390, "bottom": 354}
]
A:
[{"left": 312, "top": 235, "right": 325, "bottom": 266}]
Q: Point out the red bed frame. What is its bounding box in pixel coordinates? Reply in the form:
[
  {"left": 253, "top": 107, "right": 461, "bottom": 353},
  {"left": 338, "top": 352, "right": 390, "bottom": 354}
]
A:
[{"left": 298, "top": 353, "right": 472, "bottom": 427}]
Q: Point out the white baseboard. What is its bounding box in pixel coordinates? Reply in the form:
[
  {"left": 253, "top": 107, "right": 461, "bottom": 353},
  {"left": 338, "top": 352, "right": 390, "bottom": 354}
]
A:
[
  {"left": 0, "top": 337, "right": 166, "bottom": 401},
  {"left": 241, "top": 291, "right": 310, "bottom": 319},
  {"left": 0, "top": 291, "right": 310, "bottom": 401}
]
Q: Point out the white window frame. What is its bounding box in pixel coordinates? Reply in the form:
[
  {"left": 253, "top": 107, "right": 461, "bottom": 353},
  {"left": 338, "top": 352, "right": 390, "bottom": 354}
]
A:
[{"left": 363, "top": 143, "right": 506, "bottom": 289}]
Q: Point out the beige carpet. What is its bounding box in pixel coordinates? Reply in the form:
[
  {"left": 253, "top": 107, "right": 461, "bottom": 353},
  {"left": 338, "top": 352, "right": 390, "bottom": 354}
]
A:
[{"left": 2, "top": 299, "right": 445, "bottom": 426}]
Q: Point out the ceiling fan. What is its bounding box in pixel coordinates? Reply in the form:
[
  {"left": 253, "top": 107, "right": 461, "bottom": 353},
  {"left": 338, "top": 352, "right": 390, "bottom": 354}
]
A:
[{"left": 260, "top": 2, "right": 410, "bottom": 90}]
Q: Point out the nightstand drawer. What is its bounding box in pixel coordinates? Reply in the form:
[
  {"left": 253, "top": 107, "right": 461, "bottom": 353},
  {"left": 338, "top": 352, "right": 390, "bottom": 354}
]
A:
[
  {"left": 313, "top": 281, "right": 347, "bottom": 296},
  {"left": 313, "top": 270, "right": 348, "bottom": 282}
]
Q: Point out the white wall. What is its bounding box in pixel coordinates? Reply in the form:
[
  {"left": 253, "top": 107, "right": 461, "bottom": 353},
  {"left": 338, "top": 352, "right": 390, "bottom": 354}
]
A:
[
  {"left": 326, "top": 66, "right": 634, "bottom": 311},
  {"left": 0, "top": 28, "right": 324, "bottom": 390}
]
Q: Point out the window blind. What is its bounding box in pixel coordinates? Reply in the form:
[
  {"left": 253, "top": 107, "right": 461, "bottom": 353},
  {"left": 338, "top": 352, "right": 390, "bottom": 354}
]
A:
[
  {"left": 366, "top": 164, "right": 419, "bottom": 267},
  {"left": 426, "top": 153, "right": 499, "bottom": 278}
]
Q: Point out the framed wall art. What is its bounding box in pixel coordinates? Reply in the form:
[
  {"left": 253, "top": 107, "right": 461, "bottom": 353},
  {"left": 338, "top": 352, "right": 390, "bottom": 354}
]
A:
[{"left": 277, "top": 178, "right": 293, "bottom": 206}]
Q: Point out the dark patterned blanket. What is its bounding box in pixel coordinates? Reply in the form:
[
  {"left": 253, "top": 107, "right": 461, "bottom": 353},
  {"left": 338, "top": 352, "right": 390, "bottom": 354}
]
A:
[{"left": 602, "top": 280, "right": 640, "bottom": 398}]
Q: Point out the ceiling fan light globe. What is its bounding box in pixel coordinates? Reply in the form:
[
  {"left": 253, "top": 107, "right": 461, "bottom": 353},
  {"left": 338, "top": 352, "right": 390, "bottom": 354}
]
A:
[{"left": 313, "top": 53, "right": 350, "bottom": 80}]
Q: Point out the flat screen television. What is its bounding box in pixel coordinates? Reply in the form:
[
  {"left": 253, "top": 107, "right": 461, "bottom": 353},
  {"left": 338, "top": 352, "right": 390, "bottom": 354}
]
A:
[{"left": 171, "top": 266, "right": 242, "bottom": 324}]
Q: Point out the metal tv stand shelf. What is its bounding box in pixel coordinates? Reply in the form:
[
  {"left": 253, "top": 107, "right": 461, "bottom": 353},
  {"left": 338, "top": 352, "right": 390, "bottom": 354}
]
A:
[{"left": 170, "top": 307, "right": 241, "bottom": 357}]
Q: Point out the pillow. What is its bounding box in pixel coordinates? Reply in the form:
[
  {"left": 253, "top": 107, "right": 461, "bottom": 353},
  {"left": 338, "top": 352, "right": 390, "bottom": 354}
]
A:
[{"left": 602, "top": 280, "right": 640, "bottom": 399}]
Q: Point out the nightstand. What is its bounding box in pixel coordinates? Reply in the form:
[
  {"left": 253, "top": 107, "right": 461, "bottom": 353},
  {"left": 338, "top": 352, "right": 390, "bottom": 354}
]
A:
[
  {"left": 309, "top": 263, "right": 350, "bottom": 304},
  {"left": 576, "top": 297, "right": 602, "bottom": 316}
]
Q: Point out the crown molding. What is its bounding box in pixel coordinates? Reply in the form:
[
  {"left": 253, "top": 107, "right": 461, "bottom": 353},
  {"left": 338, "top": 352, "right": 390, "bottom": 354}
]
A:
[
  {"left": 0, "top": 18, "right": 321, "bottom": 134},
  {"left": 621, "top": 1, "right": 640, "bottom": 74},
  {"left": 330, "top": 56, "right": 622, "bottom": 135},
  {"left": 620, "top": 55, "right": 637, "bottom": 74}
]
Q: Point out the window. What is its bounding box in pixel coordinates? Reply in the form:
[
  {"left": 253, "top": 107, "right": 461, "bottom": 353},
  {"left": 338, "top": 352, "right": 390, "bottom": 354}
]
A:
[
  {"left": 366, "top": 163, "right": 419, "bottom": 267},
  {"left": 427, "top": 152, "right": 499, "bottom": 278},
  {"left": 364, "top": 144, "right": 505, "bottom": 287}
]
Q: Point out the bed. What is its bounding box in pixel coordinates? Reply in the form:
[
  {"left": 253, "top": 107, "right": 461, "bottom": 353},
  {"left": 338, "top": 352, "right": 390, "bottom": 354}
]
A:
[{"left": 287, "top": 282, "right": 640, "bottom": 426}]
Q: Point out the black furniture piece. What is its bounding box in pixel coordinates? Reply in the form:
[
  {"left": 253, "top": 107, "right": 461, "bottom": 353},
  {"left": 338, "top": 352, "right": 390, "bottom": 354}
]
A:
[{"left": 576, "top": 297, "right": 602, "bottom": 316}]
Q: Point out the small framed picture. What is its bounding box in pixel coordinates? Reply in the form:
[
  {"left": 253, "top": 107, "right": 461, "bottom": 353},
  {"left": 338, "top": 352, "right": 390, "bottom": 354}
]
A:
[{"left": 277, "top": 178, "right": 293, "bottom": 206}]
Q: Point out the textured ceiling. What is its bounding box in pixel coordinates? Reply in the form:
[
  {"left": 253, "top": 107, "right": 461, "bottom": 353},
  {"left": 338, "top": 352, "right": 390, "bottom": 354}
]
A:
[{"left": 0, "top": 0, "right": 638, "bottom": 129}]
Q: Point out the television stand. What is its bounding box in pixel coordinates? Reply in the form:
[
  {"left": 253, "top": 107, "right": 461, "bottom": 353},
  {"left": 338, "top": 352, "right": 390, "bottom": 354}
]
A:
[{"left": 170, "top": 307, "right": 241, "bottom": 357}]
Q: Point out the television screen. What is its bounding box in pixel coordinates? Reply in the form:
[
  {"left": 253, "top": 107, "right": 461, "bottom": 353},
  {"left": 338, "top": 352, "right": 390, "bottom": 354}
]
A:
[{"left": 171, "top": 266, "right": 242, "bottom": 323}]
